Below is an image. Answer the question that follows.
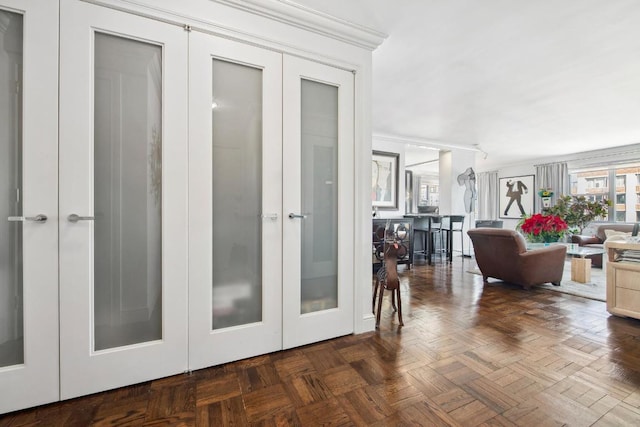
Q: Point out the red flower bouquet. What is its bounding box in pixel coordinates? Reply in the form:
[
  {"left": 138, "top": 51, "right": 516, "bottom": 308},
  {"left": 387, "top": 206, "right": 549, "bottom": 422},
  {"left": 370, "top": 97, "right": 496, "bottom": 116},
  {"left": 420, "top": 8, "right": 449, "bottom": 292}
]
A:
[{"left": 520, "top": 213, "right": 568, "bottom": 243}]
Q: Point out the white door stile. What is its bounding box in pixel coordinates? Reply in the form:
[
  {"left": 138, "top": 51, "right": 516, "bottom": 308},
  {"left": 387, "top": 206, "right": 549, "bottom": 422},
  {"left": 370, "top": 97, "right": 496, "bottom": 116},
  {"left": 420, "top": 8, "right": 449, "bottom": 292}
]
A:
[{"left": 0, "top": 0, "right": 59, "bottom": 414}]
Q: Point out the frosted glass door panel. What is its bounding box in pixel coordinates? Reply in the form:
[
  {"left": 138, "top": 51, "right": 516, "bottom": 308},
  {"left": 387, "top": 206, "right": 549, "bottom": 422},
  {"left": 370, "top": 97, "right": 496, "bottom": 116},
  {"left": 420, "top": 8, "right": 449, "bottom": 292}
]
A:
[
  {"left": 211, "top": 59, "right": 262, "bottom": 330},
  {"left": 94, "top": 33, "right": 162, "bottom": 350},
  {"left": 0, "top": 9, "right": 22, "bottom": 368},
  {"left": 300, "top": 79, "right": 338, "bottom": 314}
]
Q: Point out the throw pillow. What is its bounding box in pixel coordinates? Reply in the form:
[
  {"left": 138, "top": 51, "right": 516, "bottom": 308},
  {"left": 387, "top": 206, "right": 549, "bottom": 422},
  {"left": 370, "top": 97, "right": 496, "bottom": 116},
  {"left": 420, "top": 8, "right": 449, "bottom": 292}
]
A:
[{"left": 604, "top": 229, "right": 631, "bottom": 241}]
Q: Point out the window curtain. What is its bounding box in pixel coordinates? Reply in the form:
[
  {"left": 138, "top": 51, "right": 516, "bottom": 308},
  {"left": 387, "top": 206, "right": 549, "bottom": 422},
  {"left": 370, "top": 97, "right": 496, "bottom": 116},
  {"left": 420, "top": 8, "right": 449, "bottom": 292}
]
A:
[
  {"left": 477, "top": 170, "right": 498, "bottom": 220},
  {"left": 535, "top": 162, "right": 570, "bottom": 208}
]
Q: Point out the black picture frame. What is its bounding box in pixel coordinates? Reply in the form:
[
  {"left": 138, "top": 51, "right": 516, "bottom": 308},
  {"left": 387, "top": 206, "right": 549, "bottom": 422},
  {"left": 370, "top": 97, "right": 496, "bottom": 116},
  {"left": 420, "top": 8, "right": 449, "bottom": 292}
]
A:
[
  {"left": 372, "top": 151, "right": 399, "bottom": 209},
  {"left": 499, "top": 175, "right": 535, "bottom": 219}
]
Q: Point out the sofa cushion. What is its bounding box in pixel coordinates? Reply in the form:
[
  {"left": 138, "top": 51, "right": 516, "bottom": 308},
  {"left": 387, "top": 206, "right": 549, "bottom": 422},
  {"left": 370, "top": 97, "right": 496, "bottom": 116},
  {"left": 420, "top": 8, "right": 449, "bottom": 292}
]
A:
[{"left": 604, "top": 229, "right": 632, "bottom": 241}]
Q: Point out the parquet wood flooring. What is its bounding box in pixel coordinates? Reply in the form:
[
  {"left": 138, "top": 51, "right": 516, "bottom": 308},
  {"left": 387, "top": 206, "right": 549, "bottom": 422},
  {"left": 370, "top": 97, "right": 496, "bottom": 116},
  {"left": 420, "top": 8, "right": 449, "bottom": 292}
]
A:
[{"left": 3, "top": 257, "right": 640, "bottom": 426}]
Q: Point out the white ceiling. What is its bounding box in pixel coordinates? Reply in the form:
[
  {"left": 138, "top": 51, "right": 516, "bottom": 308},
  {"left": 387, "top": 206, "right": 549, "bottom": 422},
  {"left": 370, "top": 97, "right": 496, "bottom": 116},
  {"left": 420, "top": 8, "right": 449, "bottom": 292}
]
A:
[{"left": 291, "top": 0, "right": 640, "bottom": 170}]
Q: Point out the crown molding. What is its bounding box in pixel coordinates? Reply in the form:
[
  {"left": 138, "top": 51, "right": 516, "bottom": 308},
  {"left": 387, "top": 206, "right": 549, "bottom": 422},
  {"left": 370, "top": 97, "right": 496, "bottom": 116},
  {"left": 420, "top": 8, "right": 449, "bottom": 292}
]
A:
[
  {"left": 373, "top": 133, "right": 482, "bottom": 153},
  {"left": 212, "top": 0, "right": 387, "bottom": 50}
]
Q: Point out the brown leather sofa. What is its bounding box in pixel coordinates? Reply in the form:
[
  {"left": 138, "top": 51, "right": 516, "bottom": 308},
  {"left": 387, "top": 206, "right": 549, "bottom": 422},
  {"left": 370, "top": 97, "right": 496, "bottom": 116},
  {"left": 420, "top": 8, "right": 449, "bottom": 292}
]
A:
[
  {"left": 467, "top": 228, "right": 567, "bottom": 289},
  {"left": 571, "top": 223, "right": 637, "bottom": 268}
]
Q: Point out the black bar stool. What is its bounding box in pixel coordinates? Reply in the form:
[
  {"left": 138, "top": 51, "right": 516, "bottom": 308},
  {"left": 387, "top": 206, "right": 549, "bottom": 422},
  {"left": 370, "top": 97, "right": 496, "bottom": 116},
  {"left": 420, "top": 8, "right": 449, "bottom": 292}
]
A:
[
  {"left": 444, "top": 215, "right": 465, "bottom": 261},
  {"left": 412, "top": 227, "right": 428, "bottom": 262},
  {"left": 427, "top": 216, "right": 445, "bottom": 262},
  {"left": 412, "top": 216, "right": 444, "bottom": 264}
]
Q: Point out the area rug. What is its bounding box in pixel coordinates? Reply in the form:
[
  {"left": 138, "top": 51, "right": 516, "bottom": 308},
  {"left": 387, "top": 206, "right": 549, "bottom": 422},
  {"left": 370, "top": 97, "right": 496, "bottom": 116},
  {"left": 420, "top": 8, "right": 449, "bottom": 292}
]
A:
[{"left": 467, "top": 261, "right": 606, "bottom": 302}]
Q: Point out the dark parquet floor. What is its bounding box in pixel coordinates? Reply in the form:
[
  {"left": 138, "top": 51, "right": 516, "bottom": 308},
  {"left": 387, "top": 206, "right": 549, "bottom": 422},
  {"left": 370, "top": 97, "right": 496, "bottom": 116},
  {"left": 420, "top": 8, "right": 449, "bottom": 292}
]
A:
[{"left": 3, "top": 256, "right": 640, "bottom": 426}]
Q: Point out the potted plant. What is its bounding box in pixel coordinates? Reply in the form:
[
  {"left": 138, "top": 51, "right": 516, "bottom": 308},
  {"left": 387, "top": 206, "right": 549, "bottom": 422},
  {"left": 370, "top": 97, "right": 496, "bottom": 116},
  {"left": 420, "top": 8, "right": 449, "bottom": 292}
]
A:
[
  {"left": 520, "top": 213, "right": 568, "bottom": 243},
  {"left": 545, "top": 195, "right": 611, "bottom": 234}
]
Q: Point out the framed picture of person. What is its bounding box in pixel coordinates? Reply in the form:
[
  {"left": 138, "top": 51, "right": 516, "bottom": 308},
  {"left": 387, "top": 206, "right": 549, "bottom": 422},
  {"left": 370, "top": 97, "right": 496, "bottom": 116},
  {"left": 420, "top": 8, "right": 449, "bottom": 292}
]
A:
[
  {"left": 499, "top": 175, "right": 535, "bottom": 219},
  {"left": 372, "top": 151, "right": 399, "bottom": 209}
]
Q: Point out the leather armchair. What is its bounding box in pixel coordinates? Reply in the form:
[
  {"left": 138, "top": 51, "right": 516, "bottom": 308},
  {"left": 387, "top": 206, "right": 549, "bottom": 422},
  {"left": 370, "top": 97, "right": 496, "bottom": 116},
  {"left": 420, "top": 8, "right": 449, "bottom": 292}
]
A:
[{"left": 468, "top": 228, "right": 567, "bottom": 289}]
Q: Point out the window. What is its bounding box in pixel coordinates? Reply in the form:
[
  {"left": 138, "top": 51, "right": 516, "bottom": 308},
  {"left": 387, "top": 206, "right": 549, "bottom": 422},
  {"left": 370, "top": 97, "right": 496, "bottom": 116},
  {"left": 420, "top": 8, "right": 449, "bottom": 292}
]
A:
[{"left": 570, "top": 165, "right": 640, "bottom": 223}]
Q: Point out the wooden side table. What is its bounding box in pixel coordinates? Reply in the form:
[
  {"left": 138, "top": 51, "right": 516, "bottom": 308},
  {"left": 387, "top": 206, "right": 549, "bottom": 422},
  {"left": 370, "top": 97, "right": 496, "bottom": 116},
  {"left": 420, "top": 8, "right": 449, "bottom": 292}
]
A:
[
  {"left": 571, "top": 257, "right": 592, "bottom": 283},
  {"left": 605, "top": 240, "right": 640, "bottom": 319},
  {"left": 565, "top": 245, "right": 605, "bottom": 283}
]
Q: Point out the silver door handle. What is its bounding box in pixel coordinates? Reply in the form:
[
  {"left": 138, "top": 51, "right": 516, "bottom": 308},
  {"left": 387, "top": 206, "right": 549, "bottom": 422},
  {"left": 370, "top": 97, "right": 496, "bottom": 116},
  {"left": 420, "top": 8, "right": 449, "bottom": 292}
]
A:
[
  {"left": 68, "top": 214, "right": 95, "bottom": 223},
  {"left": 8, "top": 214, "right": 48, "bottom": 223},
  {"left": 261, "top": 213, "right": 278, "bottom": 220},
  {"left": 288, "top": 213, "right": 308, "bottom": 219}
]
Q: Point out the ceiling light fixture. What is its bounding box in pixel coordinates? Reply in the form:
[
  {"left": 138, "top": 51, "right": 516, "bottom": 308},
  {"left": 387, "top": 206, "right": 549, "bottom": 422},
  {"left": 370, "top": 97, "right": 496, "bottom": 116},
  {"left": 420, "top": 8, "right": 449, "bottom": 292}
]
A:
[{"left": 473, "top": 144, "right": 488, "bottom": 159}]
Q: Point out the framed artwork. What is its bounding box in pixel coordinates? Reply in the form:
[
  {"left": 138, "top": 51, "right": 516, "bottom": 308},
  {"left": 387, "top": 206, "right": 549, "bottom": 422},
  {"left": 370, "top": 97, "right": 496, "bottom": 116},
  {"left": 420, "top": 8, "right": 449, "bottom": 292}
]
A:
[
  {"left": 499, "top": 175, "right": 535, "bottom": 219},
  {"left": 372, "top": 151, "right": 399, "bottom": 209}
]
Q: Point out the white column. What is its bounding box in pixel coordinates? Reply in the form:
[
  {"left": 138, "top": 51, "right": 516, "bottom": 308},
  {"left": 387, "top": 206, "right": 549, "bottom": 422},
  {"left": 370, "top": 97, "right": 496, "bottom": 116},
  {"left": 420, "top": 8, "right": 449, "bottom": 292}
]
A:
[{"left": 439, "top": 149, "right": 476, "bottom": 255}]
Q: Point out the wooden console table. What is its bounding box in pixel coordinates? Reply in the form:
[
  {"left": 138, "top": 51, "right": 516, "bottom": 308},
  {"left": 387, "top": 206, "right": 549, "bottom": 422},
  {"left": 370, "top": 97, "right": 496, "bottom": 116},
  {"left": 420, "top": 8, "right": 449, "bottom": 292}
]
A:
[{"left": 605, "top": 240, "right": 640, "bottom": 319}]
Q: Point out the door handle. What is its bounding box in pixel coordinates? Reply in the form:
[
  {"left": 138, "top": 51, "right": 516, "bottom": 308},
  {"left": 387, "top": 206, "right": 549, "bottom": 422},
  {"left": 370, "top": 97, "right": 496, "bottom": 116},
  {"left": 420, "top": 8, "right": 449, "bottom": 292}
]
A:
[
  {"left": 8, "top": 214, "right": 48, "bottom": 223},
  {"left": 261, "top": 213, "right": 278, "bottom": 220},
  {"left": 288, "top": 213, "right": 308, "bottom": 219},
  {"left": 68, "top": 214, "right": 95, "bottom": 223}
]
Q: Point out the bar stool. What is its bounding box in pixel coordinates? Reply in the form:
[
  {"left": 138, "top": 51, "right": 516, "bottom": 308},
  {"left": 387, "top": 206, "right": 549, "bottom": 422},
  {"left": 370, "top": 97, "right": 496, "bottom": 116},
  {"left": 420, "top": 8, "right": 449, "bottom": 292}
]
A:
[
  {"left": 412, "top": 217, "right": 444, "bottom": 264},
  {"left": 412, "top": 227, "right": 428, "bottom": 262},
  {"left": 428, "top": 216, "right": 445, "bottom": 262},
  {"left": 411, "top": 217, "right": 429, "bottom": 263},
  {"left": 444, "top": 215, "right": 465, "bottom": 260}
]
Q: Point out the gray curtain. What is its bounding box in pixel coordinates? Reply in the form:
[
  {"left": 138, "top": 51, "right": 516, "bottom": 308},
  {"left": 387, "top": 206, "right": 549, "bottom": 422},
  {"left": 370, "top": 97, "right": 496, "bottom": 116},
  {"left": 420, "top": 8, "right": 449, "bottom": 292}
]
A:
[
  {"left": 477, "top": 170, "right": 498, "bottom": 220},
  {"left": 535, "top": 162, "right": 570, "bottom": 209}
]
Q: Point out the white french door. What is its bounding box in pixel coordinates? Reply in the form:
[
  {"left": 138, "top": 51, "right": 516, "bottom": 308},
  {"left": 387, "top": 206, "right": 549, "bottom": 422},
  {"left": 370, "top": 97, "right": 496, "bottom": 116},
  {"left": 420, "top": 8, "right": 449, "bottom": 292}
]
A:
[
  {"left": 59, "top": 1, "right": 188, "bottom": 399},
  {"left": 1, "top": 0, "right": 357, "bottom": 413},
  {"left": 282, "top": 55, "right": 355, "bottom": 349},
  {"left": 188, "top": 37, "right": 355, "bottom": 360},
  {"left": 0, "top": 0, "right": 59, "bottom": 414},
  {"left": 188, "top": 33, "right": 283, "bottom": 369}
]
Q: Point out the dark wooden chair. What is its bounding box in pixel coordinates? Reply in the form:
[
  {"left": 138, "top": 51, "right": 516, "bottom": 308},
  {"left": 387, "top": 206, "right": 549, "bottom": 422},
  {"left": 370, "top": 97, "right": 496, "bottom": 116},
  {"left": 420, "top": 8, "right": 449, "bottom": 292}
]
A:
[{"left": 373, "top": 240, "right": 404, "bottom": 328}]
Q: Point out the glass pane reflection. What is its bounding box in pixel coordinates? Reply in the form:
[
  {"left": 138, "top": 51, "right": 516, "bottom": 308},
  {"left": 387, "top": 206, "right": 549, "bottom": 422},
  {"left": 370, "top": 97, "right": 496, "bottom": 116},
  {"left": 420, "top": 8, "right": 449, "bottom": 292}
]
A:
[
  {"left": 0, "top": 9, "right": 24, "bottom": 367},
  {"left": 300, "top": 79, "right": 338, "bottom": 314},
  {"left": 94, "top": 33, "right": 162, "bottom": 350},
  {"left": 211, "top": 59, "right": 263, "bottom": 330}
]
